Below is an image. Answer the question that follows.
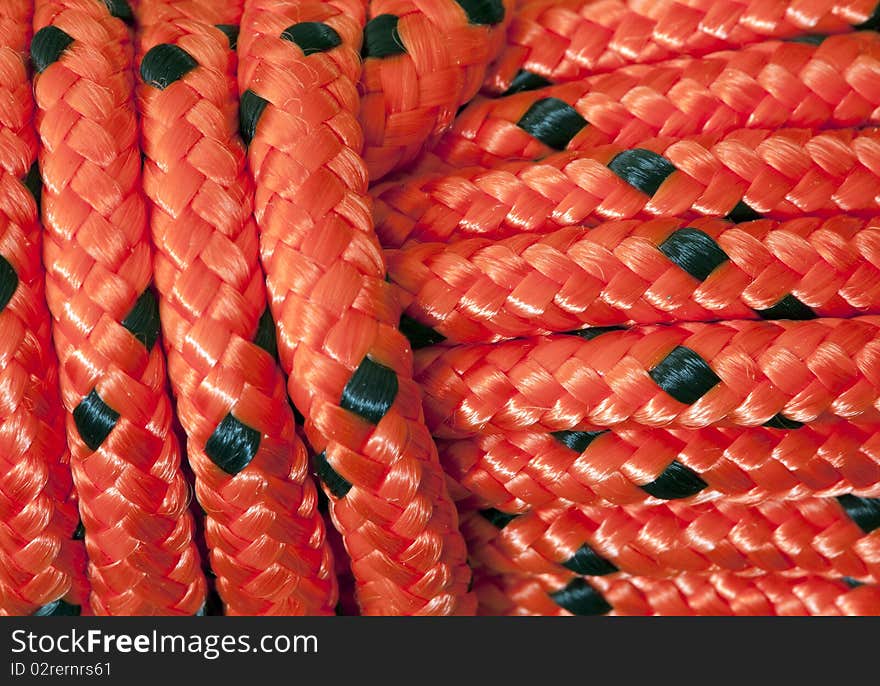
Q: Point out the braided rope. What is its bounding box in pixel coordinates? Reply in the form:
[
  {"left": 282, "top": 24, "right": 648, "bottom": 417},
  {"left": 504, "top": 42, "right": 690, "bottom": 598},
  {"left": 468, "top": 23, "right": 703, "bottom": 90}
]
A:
[
  {"left": 238, "top": 0, "right": 472, "bottom": 615},
  {"left": 0, "top": 0, "right": 87, "bottom": 617},
  {"left": 436, "top": 32, "right": 880, "bottom": 171},
  {"left": 359, "top": 0, "right": 513, "bottom": 180},
  {"left": 373, "top": 126, "right": 880, "bottom": 249},
  {"left": 462, "top": 494, "right": 880, "bottom": 581},
  {"left": 135, "top": 1, "right": 337, "bottom": 615},
  {"left": 474, "top": 569, "right": 880, "bottom": 615},
  {"left": 389, "top": 215, "right": 880, "bottom": 345},
  {"left": 415, "top": 317, "right": 880, "bottom": 437},
  {"left": 440, "top": 422, "right": 880, "bottom": 512},
  {"left": 32, "top": 0, "right": 206, "bottom": 615},
  {"left": 483, "top": 0, "right": 880, "bottom": 94}
]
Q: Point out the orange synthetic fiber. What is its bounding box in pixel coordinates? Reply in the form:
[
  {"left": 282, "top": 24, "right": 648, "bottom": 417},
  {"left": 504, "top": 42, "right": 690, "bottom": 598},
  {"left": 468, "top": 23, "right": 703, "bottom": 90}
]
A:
[
  {"left": 389, "top": 215, "right": 880, "bottom": 345},
  {"left": 359, "top": 0, "right": 513, "bottom": 180},
  {"left": 135, "top": 2, "right": 336, "bottom": 615},
  {"left": 0, "top": 0, "right": 87, "bottom": 616},
  {"left": 434, "top": 32, "right": 880, "bottom": 171},
  {"left": 238, "top": 0, "right": 473, "bottom": 615},
  {"left": 373, "top": 126, "right": 880, "bottom": 249},
  {"left": 462, "top": 496, "right": 880, "bottom": 582},
  {"left": 32, "top": 0, "right": 206, "bottom": 615},
  {"left": 484, "top": 0, "right": 880, "bottom": 94},
  {"left": 474, "top": 569, "right": 880, "bottom": 615},
  {"left": 440, "top": 422, "right": 880, "bottom": 512},
  {"left": 415, "top": 317, "right": 880, "bottom": 437}
]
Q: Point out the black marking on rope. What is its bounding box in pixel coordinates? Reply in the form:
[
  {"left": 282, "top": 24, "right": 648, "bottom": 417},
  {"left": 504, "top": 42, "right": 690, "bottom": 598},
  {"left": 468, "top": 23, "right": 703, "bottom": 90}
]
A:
[
  {"left": 763, "top": 414, "right": 804, "bottom": 430},
  {"left": 479, "top": 508, "right": 520, "bottom": 529},
  {"left": 399, "top": 314, "right": 446, "bottom": 349},
  {"left": 455, "top": 0, "right": 505, "bottom": 26},
  {"left": 281, "top": 22, "right": 342, "bottom": 55},
  {"left": 205, "top": 413, "right": 261, "bottom": 475},
  {"left": 640, "top": 460, "right": 708, "bottom": 500},
  {"left": 215, "top": 25, "right": 239, "bottom": 50},
  {"left": 551, "top": 430, "right": 606, "bottom": 454},
  {"left": 727, "top": 201, "right": 762, "bottom": 223},
  {"left": 562, "top": 544, "right": 619, "bottom": 576},
  {"left": 140, "top": 44, "right": 198, "bottom": 90},
  {"left": 504, "top": 70, "right": 552, "bottom": 95},
  {"left": 32, "top": 600, "right": 81, "bottom": 616},
  {"left": 837, "top": 494, "right": 880, "bottom": 534},
  {"left": 30, "top": 26, "right": 74, "bottom": 73},
  {"left": 72, "top": 520, "right": 85, "bottom": 540},
  {"left": 315, "top": 451, "right": 352, "bottom": 498},
  {"left": 362, "top": 15, "right": 406, "bottom": 58},
  {"left": 340, "top": 357, "right": 398, "bottom": 424},
  {"left": 549, "top": 578, "right": 612, "bottom": 616},
  {"left": 239, "top": 90, "right": 269, "bottom": 145},
  {"left": 755, "top": 294, "right": 815, "bottom": 321},
  {"left": 0, "top": 255, "right": 18, "bottom": 312},
  {"left": 842, "top": 576, "right": 864, "bottom": 588},
  {"left": 73, "top": 390, "right": 119, "bottom": 451},
  {"left": 649, "top": 346, "right": 720, "bottom": 405},
  {"left": 254, "top": 308, "right": 278, "bottom": 360},
  {"left": 516, "top": 98, "right": 588, "bottom": 151},
  {"left": 23, "top": 163, "right": 42, "bottom": 207},
  {"left": 564, "top": 326, "right": 626, "bottom": 340},
  {"left": 122, "top": 289, "right": 160, "bottom": 351},
  {"left": 607, "top": 148, "right": 677, "bottom": 197},
  {"left": 659, "top": 228, "right": 729, "bottom": 281},
  {"left": 102, "top": 0, "right": 133, "bottom": 23}
]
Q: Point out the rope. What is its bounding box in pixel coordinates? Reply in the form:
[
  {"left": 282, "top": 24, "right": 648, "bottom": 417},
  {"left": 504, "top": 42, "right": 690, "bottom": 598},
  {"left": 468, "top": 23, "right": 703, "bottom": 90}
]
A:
[
  {"left": 32, "top": 0, "right": 206, "bottom": 615},
  {"left": 388, "top": 215, "right": 880, "bottom": 345},
  {"left": 483, "top": 0, "right": 880, "bottom": 94},
  {"left": 461, "top": 494, "right": 880, "bottom": 581},
  {"left": 440, "top": 422, "right": 880, "bottom": 512},
  {"left": 237, "top": 0, "right": 473, "bottom": 615},
  {"left": 134, "top": 0, "right": 337, "bottom": 615},
  {"left": 415, "top": 316, "right": 880, "bottom": 437},
  {"left": 0, "top": 0, "right": 88, "bottom": 617},
  {"left": 474, "top": 569, "right": 880, "bottom": 615},
  {"left": 436, "top": 32, "right": 880, "bottom": 170},
  {"left": 372, "top": 126, "right": 880, "bottom": 249}
]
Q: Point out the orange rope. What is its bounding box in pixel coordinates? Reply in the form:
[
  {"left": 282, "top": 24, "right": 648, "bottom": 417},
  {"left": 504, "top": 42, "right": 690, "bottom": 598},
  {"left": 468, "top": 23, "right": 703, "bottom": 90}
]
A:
[
  {"left": 483, "top": 0, "right": 880, "bottom": 94},
  {"left": 32, "top": 0, "right": 206, "bottom": 615},
  {"left": 238, "top": 0, "right": 472, "bottom": 615},
  {"left": 134, "top": 1, "right": 337, "bottom": 615},
  {"left": 373, "top": 126, "right": 880, "bottom": 249},
  {"left": 415, "top": 317, "right": 880, "bottom": 437},
  {"left": 462, "top": 494, "right": 880, "bottom": 581},
  {"left": 389, "top": 215, "right": 880, "bottom": 345},
  {"left": 0, "top": 0, "right": 88, "bottom": 617},
  {"left": 433, "top": 32, "right": 880, "bottom": 171},
  {"left": 474, "top": 569, "right": 880, "bottom": 615},
  {"left": 359, "top": 0, "right": 513, "bottom": 180},
  {"left": 440, "top": 422, "right": 880, "bottom": 512}
]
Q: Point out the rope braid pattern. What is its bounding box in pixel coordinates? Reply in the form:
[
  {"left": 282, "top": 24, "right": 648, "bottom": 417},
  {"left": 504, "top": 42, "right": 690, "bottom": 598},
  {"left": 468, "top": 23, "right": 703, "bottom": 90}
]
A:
[
  {"left": 135, "top": 0, "right": 336, "bottom": 615},
  {"left": 436, "top": 32, "right": 880, "bottom": 171},
  {"left": 389, "top": 215, "right": 880, "bottom": 345},
  {"left": 237, "top": 0, "right": 472, "bottom": 615},
  {"left": 32, "top": 0, "right": 206, "bottom": 615},
  {"left": 440, "top": 422, "right": 880, "bottom": 512},
  {"left": 483, "top": 0, "right": 880, "bottom": 95},
  {"left": 473, "top": 569, "right": 880, "bottom": 615},
  {"left": 461, "top": 494, "right": 880, "bottom": 582},
  {"left": 359, "top": 0, "right": 513, "bottom": 180},
  {"left": 372, "top": 126, "right": 880, "bottom": 249},
  {"left": 0, "top": 0, "right": 87, "bottom": 617},
  {"left": 415, "top": 317, "right": 880, "bottom": 437}
]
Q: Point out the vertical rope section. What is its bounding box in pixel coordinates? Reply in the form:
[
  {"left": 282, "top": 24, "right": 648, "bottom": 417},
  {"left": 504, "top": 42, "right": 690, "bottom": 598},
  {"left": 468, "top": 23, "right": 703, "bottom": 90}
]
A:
[
  {"left": 134, "top": 0, "right": 337, "bottom": 615},
  {"left": 0, "top": 0, "right": 88, "bottom": 617},
  {"left": 238, "top": 0, "right": 473, "bottom": 615},
  {"left": 483, "top": 0, "right": 880, "bottom": 94},
  {"left": 32, "top": 0, "right": 206, "bottom": 615}
]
